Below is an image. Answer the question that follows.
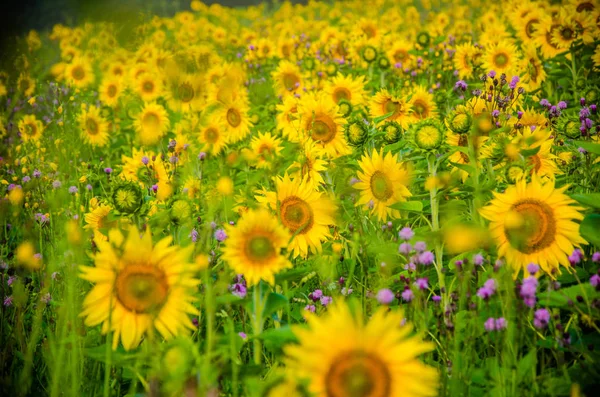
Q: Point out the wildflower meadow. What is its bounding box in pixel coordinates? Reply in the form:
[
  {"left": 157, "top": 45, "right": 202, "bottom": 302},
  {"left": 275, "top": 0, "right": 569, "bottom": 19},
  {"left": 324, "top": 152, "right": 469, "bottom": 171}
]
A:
[{"left": 2, "top": 0, "right": 600, "bottom": 396}]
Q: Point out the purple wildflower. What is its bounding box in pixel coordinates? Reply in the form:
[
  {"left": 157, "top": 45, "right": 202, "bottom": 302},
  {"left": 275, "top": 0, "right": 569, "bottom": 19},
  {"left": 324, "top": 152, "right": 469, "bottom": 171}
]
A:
[
  {"left": 377, "top": 288, "right": 395, "bottom": 304},
  {"left": 214, "top": 229, "right": 227, "bottom": 242},
  {"left": 533, "top": 308, "right": 550, "bottom": 329}
]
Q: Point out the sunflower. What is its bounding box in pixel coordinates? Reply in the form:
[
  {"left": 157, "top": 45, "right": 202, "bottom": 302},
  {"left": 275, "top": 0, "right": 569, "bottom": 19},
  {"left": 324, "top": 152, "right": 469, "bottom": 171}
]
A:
[
  {"left": 64, "top": 57, "right": 94, "bottom": 89},
  {"left": 369, "top": 89, "right": 413, "bottom": 129},
  {"left": 324, "top": 74, "right": 367, "bottom": 106},
  {"left": 354, "top": 148, "right": 412, "bottom": 221},
  {"left": 299, "top": 94, "right": 351, "bottom": 158},
  {"left": 164, "top": 73, "right": 206, "bottom": 113},
  {"left": 247, "top": 131, "right": 283, "bottom": 169},
  {"left": 284, "top": 303, "right": 439, "bottom": 397},
  {"left": 217, "top": 99, "right": 252, "bottom": 143},
  {"left": 17, "top": 73, "right": 35, "bottom": 97},
  {"left": 276, "top": 95, "right": 302, "bottom": 142},
  {"left": 551, "top": 10, "right": 580, "bottom": 49},
  {"left": 256, "top": 174, "right": 336, "bottom": 258},
  {"left": 120, "top": 148, "right": 168, "bottom": 186},
  {"left": 18, "top": 114, "right": 44, "bottom": 142},
  {"left": 99, "top": 77, "right": 122, "bottom": 107},
  {"left": 83, "top": 204, "right": 115, "bottom": 231},
  {"left": 221, "top": 209, "right": 291, "bottom": 286},
  {"left": 453, "top": 43, "right": 480, "bottom": 80},
  {"left": 78, "top": 105, "right": 109, "bottom": 147},
  {"left": 133, "top": 102, "right": 170, "bottom": 146},
  {"left": 482, "top": 40, "right": 520, "bottom": 75},
  {"left": 79, "top": 228, "right": 200, "bottom": 350},
  {"left": 534, "top": 16, "right": 562, "bottom": 59},
  {"left": 386, "top": 38, "right": 414, "bottom": 69},
  {"left": 272, "top": 60, "right": 305, "bottom": 98},
  {"left": 513, "top": 8, "right": 546, "bottom": 43},
  {"left": 134, "top": 72, "right": 163, "bottom": 102},
  {"left": 519, "top": 45, "right": 547, "bottom": 91},
  {"left": 480, "top": 177, "right": 587, "bottom": 276},
  {"left": 198, "top": 122, "right": 228, "bottom": 155},
  {"left": 409, "top": 86, "right": 438, "bottom": 121},
  {"left": 287, "top": 139, "right": 328, "bottom": 190}
]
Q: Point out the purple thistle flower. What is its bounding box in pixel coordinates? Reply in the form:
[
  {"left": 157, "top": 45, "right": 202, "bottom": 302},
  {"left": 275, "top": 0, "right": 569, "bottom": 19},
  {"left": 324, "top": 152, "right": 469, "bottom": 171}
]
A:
[
  {"left": 592, "top": 252, "right": 600, "bottom": 263},
  {"left": 527, "top": 263, "right": 540, "bottom": 275},
  {"left": 320, "top": 296, "right": 333, "bottom": 306},
  {"left": 310, "top": 289, "right": 323, "bottom": 301},
  {"left": 473, "top": 253, "right": 485, "bottom": 266},
  {"left": 533, "top": 308, "right": 550, "bottom": 329},
  {"left": 141, "top": 156, "right": 149, "bottom": 165},
  {"left": 304, "top": 304, "right": 316, "bottom": 313},
  {"left": 230, "top": 283, "right": 247, "bottom": 298},
  {"left": 415, "top": 278, "right": 429, "bottom": 290},
  {"left": 557, "top": 101, "right": 567, "bottom": 109},
  {"left": 454, "top": 80, "right": 468, "bottom": 91},
  {"left": 432, "top": 295, "right": 441, "bottom": 303},
  {"left": 399, "top": 242, "right": 412, "bottom": 255},
  {"left": 377, "top": 288, "right": 395, "bottom": 305},
  {"left": 68, "top": 186, "right": 78, "bottom": 194},
  {"left": 104, "top": 168, "right": 112, "bottom": 174},
  {"left": 414, "top": 241, "right": 427, "bottom": 252},
  {"left": 52, "top": 180, "right": 62, "bottom": 189},
  {"left": 3, "top": 296, "right": 12, "bottom": 307},
  {"left": 509, "top": 76, "right": 520, "bottom": 89},
  {"left": 398, "top": 227, "right": 414, "bottom": 240},
  {"left": 590, "top": 274, "right": 600, "bottom": 289},
  {"left": 33, "top": 169, "right": 41, "bottom": 178},
  {"left": 189, "top": 228, "right": 199, "bottom": 243},
  {"left": 214, "top": 229, "right": 227, "bottom": 242},
  {"left": 495, "top": 317, "right": 507, "bottom": 330},
  {"left": 419, "top": 251, "right": 435, "bottom": 265},
  {"left": 401, "top": 288, "right": 414, "bottom": 302},
  {"left": 484, "top": 317, "right": 496, "bottom": 332}
]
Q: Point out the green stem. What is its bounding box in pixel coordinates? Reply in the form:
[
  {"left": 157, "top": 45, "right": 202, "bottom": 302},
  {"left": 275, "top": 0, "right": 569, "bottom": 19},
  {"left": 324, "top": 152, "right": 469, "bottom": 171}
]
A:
[
  {"left": 427, "top": 155, "right": 446, "bottom": 304},
  {"left": 253, "top": 284, "right": 264, "bottom": 366}
]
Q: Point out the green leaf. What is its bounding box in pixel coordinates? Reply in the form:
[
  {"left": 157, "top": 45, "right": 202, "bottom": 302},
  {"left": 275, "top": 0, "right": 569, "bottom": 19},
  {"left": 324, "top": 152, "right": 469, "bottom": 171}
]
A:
[
  {"left": 574, "top": 141, "right": 600, "bottom": 155},
  {"left": 390, "top": 201, "right": 423, "bottom": 212},
  {"left": 262, "top": 292, "right": 288, "bottom": 318},
  {"left": 571, "top": 193, "right": 600, "bottom": 209},
  {"left": 580, "top": 213, "right": 600, "bottom": 247},
  {"left": 372, "top": 111, "right": 395, "bottom": 124},
  {"left": 449, "top": 161, "right": 476, "bottom": 176},
  {"left": 538, "top": 283, "right": 599, "bottom": 308},
  {"left": 517, "top": 350, "right": 537, "bottom": 382},
  {"left": 520, "top": 145, "right": 541, "bottom": 158},
  {"left": 275, "top": 266, "right": 310, "bottom": 283},
  {"left": 258, "top": 326, "right": 297, "bottom": 354}
]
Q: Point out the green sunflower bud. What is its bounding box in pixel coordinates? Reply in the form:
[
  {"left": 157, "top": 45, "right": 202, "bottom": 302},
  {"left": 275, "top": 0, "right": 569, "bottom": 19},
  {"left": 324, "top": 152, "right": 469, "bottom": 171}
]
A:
[
  {"left": 378, "top": 56, "right": 391, "bottom": 70},
  {"left": 381, "top": 120, "right": 403, "bottom": 144},
  {"left": 345, "top": 119, "right": 369, "bottom": 147},
  {"left": 337, "top": 99, "right": 353, "bottom": 118},
  {"left": 446, "top": 106, "right": 472, "bottom": 134},
  {"left": 111, "top": 181, "right": 144, "bottom": 214},
  {"left": 413, "top": 119, "right": 444, "bottom": 150},
  {"left": 361, "top": 45, "right": 378, "bottom": 63}
]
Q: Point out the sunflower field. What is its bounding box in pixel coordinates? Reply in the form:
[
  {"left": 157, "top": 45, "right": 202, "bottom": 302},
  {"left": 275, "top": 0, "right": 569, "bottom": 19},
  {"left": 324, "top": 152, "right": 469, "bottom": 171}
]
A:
[{"left": 2, "top": 0, "right": 600, "bottom": 395}]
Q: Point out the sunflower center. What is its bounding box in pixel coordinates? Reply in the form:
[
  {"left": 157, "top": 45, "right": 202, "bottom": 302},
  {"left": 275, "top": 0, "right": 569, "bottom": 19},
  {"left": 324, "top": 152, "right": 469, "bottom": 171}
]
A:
[
  {"left": 577, "top": 2, "right": 594, "bottom": 12},
  {"left": 142, "top": 112, "right": 160, "bottom": 128},
  {"left": 178, "top": 82, "right": 195, "bottom": 103},
  {"left": 505, "top": 199, "right": 556, "bottom": 254},
  {"left": 116, "top": 189, "right": 136, "bottom": 209},
  {"left": 86, "top": 117, "right": 99, "bottom": 135},
  {"left": 205, "top": 127, "right": 219, "bottom": 143},
  {"left": 325, "top": 350, "right": 391, "bottom": 397},
  {"left": 393, "top": 50, "right": 407, "bottom": 62},
  {"left": 115, "top": 264, "right": 168, "bottom": 313},
  {"left": 416, "top": 125, "right": 442, "bottom": 148},
  {"left": 525, "top": 19, "right": 539, "bottom": 38},
  {"left": 561, "top": 27, "right": 574, "bottom": 40},
  {"left": 494, "top": 53, "right": 508, "bottom": 68},
  {"left": 282, "top": 73, "right": 300, "bottom": 91},
  {"left": 369, "top": 171, "right": 393, "bottom": 201},
  {"left": 311, "top": 116, "right": 336, "bottom": 143},
  {"left": 528, "top": 154, "right": 542, "bottom": 172},
  {"left": 227, "top": 108, "right": 242, "bottom": 128},
  {"left": 383, "top": 99, "right": 399, "bottom": 115},
  {"left": 413, "top": 100, "right": 427, "bottom": 118},
  {"left": 24, "top": 123, "right": 36, "bottom": 136},
  {"left": 72, "top": 66, "right": 85, "bottom": 80},
  {"left": 143, "top": 81, "right": 154, "bottom": 93},
  {"left": 333, "top": 87, "right": 351, "bottom": 103},
  {"left": 107, "top": 85, "right": 117, "bottom": 97},
  {"left": 245, "top": 235, "right": 276, "bottom": 263},
  {"left": 280, "top": 196, "right": 314, "bottom": 234}
]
